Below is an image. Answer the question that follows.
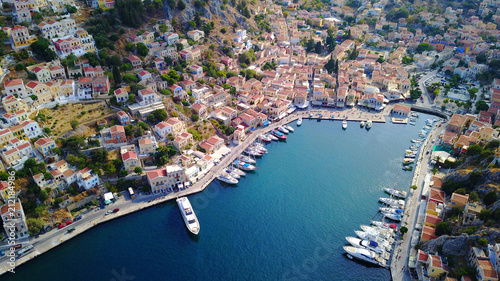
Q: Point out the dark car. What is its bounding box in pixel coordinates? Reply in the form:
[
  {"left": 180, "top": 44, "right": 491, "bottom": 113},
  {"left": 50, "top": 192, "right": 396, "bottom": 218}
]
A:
[
  {"left": 74, "top": 216, "right": 82, "bottom": 222},
  {"left": 113, "top": 208, "right": 120, "bottom": 213}
]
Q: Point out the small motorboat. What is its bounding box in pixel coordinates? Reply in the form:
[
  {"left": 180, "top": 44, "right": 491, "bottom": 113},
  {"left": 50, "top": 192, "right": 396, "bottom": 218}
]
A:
[
  {"left": 403, "top": 165, "right": 413, "bottom": 171},
  {"left": 360, "top": 121, "right": 365, "bottom": 127},
  {"left": 403, "top": 158, "right": 414, "bottom": 165},
  {"left": 239, "top": 155, "right": 256, "bottom": 164},
  {"left": 217, "top": 173, "right": 238, "bottom": 184},
  {"left": 383, "top": 188, "right": 407, "bottom": 199},
  {"left": 284, "top": 124, "right": 294, "bottom": 132},
  {"left": 366, "top": 120, "right": 372, "bottom": 129},
  {"left": 259, "top": 134, "right": 272, "bottom": 143},
  {"left": 371, "top": 221, "right": 398, "bottom": 231},
  {"left": 272, "top": 129, "right": 287, "bottom": 140},
  {"left": 278, "top": 126, "right": 289, "bottom": 134},
  {"left": 342, "top": 120, "right": 347, "bottom": 129},
  {"left": 384, "top": 213, "right": 402, "bottom": 222},
  {"left": 379, "top": 207, "right": 403, "bottom": 214},
  {"left": 297, "top": 117, "right": 302, "bottom": 126},
  {"left": 379, "top": 197, "right": 405, "bottom": 208},
  {"left": 224, "top": 168, "right": 240, "bottom": 179},
  {"left": 266, "top": 133, "right": 278, "bottom": 141}
]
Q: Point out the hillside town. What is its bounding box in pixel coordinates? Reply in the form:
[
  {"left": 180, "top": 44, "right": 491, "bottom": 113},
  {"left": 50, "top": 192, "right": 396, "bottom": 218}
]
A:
[{"left": 2, "top": 0, "right": 500, "bottom": 279}]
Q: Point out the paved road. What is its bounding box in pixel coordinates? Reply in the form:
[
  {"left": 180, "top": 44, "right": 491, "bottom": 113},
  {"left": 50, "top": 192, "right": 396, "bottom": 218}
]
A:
[{"left": 390, "top": 121, "right": 444, "bottom": 281}]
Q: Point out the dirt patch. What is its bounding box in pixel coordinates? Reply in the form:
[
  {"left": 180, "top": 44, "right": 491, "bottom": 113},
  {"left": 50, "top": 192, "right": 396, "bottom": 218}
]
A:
[{"left": 35, "top": 102, "right": 112, "bottom": 138}]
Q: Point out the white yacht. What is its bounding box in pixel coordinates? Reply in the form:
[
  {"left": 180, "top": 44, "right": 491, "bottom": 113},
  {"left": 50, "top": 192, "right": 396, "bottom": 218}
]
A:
[
  {"left": 342, "top": 120, "right": 347, "bottom": 129},
  {"left": 217, "top": 173, "right": 239, "bottom": 184},
  {"left": 344, "top": 246, "right": 386, "bottom": 267},
  {"left": 228, "top": 166, "right": 246, "bottom": 177},
  {"left": 176, "top": 197, "right": 200, "bottom": 235},
  {"left": 379, "top": 207, "right": 403, "bottom": 215},
  {"left": 360, "top": 225, "right": 395, "bottom": 238},
  {"left": 278, "top": 126, "right": 289, "bottom": 134},
  {"left": 384, "top": 188, "right": 407, "bottom": 198},
  {"left": 284, "top": 124, "right": 294, "bottom": 132},
  {"left": 239, "top": 155, "right": 256, "bottom": 164},
  {"left": 234, "top": 160, "right": 257, "bottom": 171},
  {"left": 259, "top": 134, "right": 272, "bottom": 143},
  {"left": 360, "top": 121, "right": 365, "bottom": 127},
  {"left": 345, "top": 237, "right": 388, "bottom": 256},
  {"left": 384, "top": 213, "right": 402, "bottom": 222},
  {"left": 366, "top": 120, "right": 372, "bottom": 129},
  {"left": 224, "top": 168, "right": 240, "bottom": 179},
  {"left": 297, "top": 117, "right": 302, "bottom": 126},
  {"left": 379, "top": 197, "right": 405, "bottom": 208}
]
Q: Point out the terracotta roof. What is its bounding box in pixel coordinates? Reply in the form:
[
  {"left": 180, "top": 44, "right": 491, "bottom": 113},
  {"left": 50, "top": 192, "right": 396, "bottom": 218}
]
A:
[
  {"left": 425, "top": 213, "right": 442, "bottom": 225},
  {"left": 147, "top": 168, "right": 167, "bottom": 180},
  {"left": 122, "top": 151, "right": 137, "bottom": 161},
  {"left": 5, "top": 79, "right": 23, "bottom": 87},
  {"left": 35, "top": 138, "right": 54, "bottom": 146}
]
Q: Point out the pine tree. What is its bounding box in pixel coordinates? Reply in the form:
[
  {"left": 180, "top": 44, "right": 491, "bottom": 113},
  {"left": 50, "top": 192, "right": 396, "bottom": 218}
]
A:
[{"left": 113, "top": 66, "right": 122, "bottom": 85}]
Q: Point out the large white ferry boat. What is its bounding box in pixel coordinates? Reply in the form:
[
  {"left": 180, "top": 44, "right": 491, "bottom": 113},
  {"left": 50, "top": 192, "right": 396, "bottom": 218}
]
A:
[{"left": 176, "top": 197, "right": 200, "bottom": 235}]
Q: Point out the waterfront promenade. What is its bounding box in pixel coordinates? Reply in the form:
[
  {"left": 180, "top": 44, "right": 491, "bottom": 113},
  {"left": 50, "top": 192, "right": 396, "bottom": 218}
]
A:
[
  {"left": 390, "top": 121, "right": 444, "bottom": 281},
  {"left": 0, "top": 106, "right": 390, "bottom": 276}
]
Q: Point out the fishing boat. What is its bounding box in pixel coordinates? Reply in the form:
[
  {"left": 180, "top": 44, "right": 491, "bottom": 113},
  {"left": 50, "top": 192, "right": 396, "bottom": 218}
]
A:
[
  {"left": 344, "top": 246, "right": 386, "bottom": 267},
  {"left": 266, "top": 133, "right": 278, "bottom": 141},
  {"left": 405, "top": 153, "right": 416, "bottom": 158},
  {"left": 366, "top": 120, "right": 372, "bottom": 129},
  {"left": 384, "top": 213, "right": 402, "bottom": 222},
  {"left": 403, "top": 158, "right": 414, "bottom": 165},
  {"left": 176, "top": 197, "right": 200, "bottom": 235},
  {"left": 379, "top": 197, "right": 405, "bottom": 208},
  {"left": 234, "top": 160, "right": 257, "bottom": 171},
  {"left": 238, "top": 155, "right": 256, "bottom": 164},
  {"left": 360, "top": 121, "right": 365, "bottom": 127},
  {"left": 284, "top": 124, "right": 294, "bottom": 132},
  {"left": 403, "top": 165, "right": 413, "bottom": 171},
  {"left": 342, "top": 120, "right": 347, "bottom": 129},
  {"left": 405, "top": 149, "right": 413, "bottom": 154},
  {"left": 259, "top": 134, "right": 272, "bottom": 143},
  {"left": 272, "top": 129, "right": 287, "bottom": 140},
  {"left": 345, "top": 237, "right": 388, "bottom": 256},
  {"left": 297, "top": 117, "right": 302, "bottom": 126},
  {"left": 217, "top": 173, "right": 239, "bottom": 184},
  {"left": 383, "top": 188, "right": 407, "bottom": 198},
  {"left": 278, "top": 126, "right": 289, "bottom": 134},
  {"left": 371, "top": 221, "right": 398, "bottom": 231},
  {"left": 409, "top": 121, "right": 416, "bottom": 126},
  {"left": 411, "top": 112, "right": 418, "bottom": 118},
  {"left": 411, "top": 139, "right": 421, "bottom": 143}
]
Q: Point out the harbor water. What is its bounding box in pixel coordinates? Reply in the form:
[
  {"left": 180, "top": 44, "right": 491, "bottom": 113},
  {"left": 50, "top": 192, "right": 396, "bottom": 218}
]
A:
[{"left": 5, "top": 114, "right": 434, "bottom": 281}]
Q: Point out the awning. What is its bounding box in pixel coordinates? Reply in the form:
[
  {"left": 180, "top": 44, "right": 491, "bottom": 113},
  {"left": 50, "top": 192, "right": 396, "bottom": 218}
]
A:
[
  {"left": 104, "top": 200, "right": 111, "bottom": 205},
  {"left": 262, "top": 121, "right": 269, "bottom": 126}
]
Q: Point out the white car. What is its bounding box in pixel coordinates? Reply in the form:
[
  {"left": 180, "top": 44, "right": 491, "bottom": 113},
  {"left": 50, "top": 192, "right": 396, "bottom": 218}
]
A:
[{"left": 105, "top": 210, "right": 112, "bottom": 215}]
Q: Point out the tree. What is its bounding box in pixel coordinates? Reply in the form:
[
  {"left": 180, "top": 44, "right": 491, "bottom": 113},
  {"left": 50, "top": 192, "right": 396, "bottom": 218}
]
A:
[
  {"left": 177, "top": 0, "right": 185, "bottom": 10},
  {"left": 315, "top": 41, "right": 322, "bottom": 54},
  {"left": 417, "top": 43, "right": 433, "bottom": 53},
  {"left": 26, "top": 218, "right": 45, "bottom": 235},
  {"left": 112, "top": 66, "right": 122, "bottom": 85},
  {"left": 90, "top": 149, "right": 108, "bottom": 163},
  {"left": 478, "top": 238, "right": 488, "bottom": 247},
  {"left": 476, "top": 100, "right": 489, "bottom": 111},
  {"left": 191, "top": 114, "right": 199, "bottom": 122},
  {"left": 484, "top": 190, "right": 498, "bottom": 205},
  {"left": 31, "top": 38, "right": 57, "bottom": 62},
  {"left": 467, "top": 144, "right": 483, "bottom": 156},
  {"left": 435, "top": 221, "right": 452, "bottom": 236},
  {"left": 119, "top": 169, "right": 128, "bottom": 177},
  {"left": 479, "top": 209, "right": 493, "bottom": 221},
  {"left": 70, "top": 120, "right": 79, "bottom": 130},
  {"left": 134, "top": 167, "right": 143, "bottom": 174},
  {"left": 400, "top": 226, "right": 408, "bottom": 235},
  {"left": 469, "top": 191, "right": 479, "bottom": 202},
  {"left": 39, "top": 189, "right": 48, "bottom": 201},
  {"left": 137, "top": 42, "right": 149, "bottom": 56}
]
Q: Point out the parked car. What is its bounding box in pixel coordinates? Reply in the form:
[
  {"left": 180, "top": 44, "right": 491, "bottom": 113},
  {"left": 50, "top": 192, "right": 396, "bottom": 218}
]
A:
[
  {"left": 58, "top": 223, "right": 66, "bottom": 229},
  {"left": 66, "top": 220, "right": 73, "bottom": 225},
  {"left": 113, "top": 208, "right": 120, "bottom": 213},
  {"left": 74, "top": 216, "right": 82, "bottom": 222},
  {"left": 105, "top": 210, "right": 112, "bottom": 215}
]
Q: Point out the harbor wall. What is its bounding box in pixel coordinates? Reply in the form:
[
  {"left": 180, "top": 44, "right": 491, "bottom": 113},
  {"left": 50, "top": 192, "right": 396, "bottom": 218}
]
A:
[{"left": 410, "top": 106, "right": 449, "bottom": 119}]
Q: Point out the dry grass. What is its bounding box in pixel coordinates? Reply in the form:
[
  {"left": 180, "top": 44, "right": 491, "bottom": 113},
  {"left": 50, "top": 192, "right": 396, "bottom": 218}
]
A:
[{"left": 34, "top": 102, "right": 112, "bottom": 138}]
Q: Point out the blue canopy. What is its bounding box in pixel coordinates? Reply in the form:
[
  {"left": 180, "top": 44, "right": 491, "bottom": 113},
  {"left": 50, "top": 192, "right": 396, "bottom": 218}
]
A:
[
  {"left": 369, "top": 240, "right": 378, "bottom": 247},
  {"left": 263, "top": 121, "right": 269, "bottom": 126},
  {"left": 396, "top": 209, "right": 403, "bottom": 214}
]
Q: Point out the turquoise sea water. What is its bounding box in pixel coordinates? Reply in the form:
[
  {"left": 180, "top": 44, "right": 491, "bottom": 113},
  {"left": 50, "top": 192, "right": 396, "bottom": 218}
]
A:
[{"left": 5, "top": 115, "right": 433, "bottom": 281}]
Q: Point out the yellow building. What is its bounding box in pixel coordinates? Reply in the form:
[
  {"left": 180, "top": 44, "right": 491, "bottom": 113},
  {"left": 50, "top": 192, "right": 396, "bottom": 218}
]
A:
[
  {"left": 10, "top": 26, "right": 37, "bottom": 49},
  {"left": 0, "top": 129, "right": 14, "bottom": 146},
  {"left": 10, "top": 124, "right": 28, "bottom": 141},
  {"left": 427, "top": 255, "right": 449, "bottom": 278}
]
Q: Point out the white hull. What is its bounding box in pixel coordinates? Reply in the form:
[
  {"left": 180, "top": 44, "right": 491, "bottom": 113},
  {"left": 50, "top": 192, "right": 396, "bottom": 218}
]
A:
[
  {"left": 297, "top": 118, "right": 302, "bottom": 126},
  {"left": 384, "top": 188, "right": 407, "bottom": 198},
  {"left": 345, "top": 237, "right": 388, "bottom": 256},
  {"left": 278, "top": 126, "right": 289, "bottom": 134},
  {"left": 176, "top": 197, "right": 200, "bottom": 235},
  {"left": 366, "top": 121, "right": 372, "bottom": 129},
  {"left": 371, "top": 221, "right": 397, "bottom": 231},
  {"left": 284, "top": 125, "right": 294, "bottom": 132},
  {"left": 379, "top": 197, "right": 405, "bottom": 208},
  {"left": 239, "top": 155, "right": 256, "bottom": 164},
  {"left": 217, "top": 174, "right": 238, "bottom": 184},
  {"left": 342, "top": 120, "right": 347, "bottom": 129},
  {"left": 266, "top": 133, "right": 278, "bottom": 141},
  {"left": 343, "top": 246, "right": 386, "bottom": 267}
]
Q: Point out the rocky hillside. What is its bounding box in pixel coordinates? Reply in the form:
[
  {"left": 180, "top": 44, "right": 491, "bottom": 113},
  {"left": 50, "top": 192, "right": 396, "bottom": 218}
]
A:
[
  {"left": 162, "top": 0, "right": 260, "bottom": 30},
  {"left": 421, "top": 231, "right": 500, "bottom": 256}
]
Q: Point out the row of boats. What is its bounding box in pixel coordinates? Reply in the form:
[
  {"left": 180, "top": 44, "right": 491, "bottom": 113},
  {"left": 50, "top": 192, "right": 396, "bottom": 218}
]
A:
[
  {"left": 344, "top": 187, "right": 408, "bottom": 267},
  {"left": 402, "top": 117, "right": 436, "bottom": 170}
]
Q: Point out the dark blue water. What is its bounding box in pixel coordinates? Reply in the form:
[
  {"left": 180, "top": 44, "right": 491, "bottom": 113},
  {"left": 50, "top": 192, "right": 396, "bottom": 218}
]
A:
[{"left": 5, "top": 115, "right": 432, "bottom": 281}]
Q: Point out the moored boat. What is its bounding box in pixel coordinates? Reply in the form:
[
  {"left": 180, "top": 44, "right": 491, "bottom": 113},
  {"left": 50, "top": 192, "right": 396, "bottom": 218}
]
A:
[
  {"left": 403, "top": 165, "right": 413, "bottom": 171},
  {"left": 272, "top": 129, "right": 287, "bottom": 140},
  {"left": 259, "top": 134, "right": 272, "bottom": 143},
  {"left": 217, "top": 173, "right": 239, "bottom": 184},
  {"left": 297, "top": 117, "right": 302, "bottom": 126},
  {"left": 343, "top": 246, "right": 387, "bottom": 267},
  {"left": 371, "top": 221, "right": 398, "bottom": 231},
  {"left": 278, "top": 126, "right": 289, "bottom": 134},
  {"left": 360, "top": 121, "right": 365, "bottom": 127},
  {"left": 384, "top": 213, "right": 402, "bottom": 222},
  {"left": 284, "top": 125, "right": 294, "bottom": 132},
  {"left": 342, "top": 120, "right": 347, "bottom": 129},
  {"left": 384, "top": 188, "right": 408, "bottom": 198},
  {"left": 266, "top": 133, "right": 278, "bottom": 141},
  {"left": 224, "top": 168, "right": 240, "bottom": 179},
  {"left": 360, "top": 225, "right": 395, "bottom": 237},
  {"left": 228, "top": 165, "right": 246, "bottom": 176},
  {"left": 379, "top": 207, "right": 403, "bottom": 215},
  {"left": 239, "top": 155, "right": 256, "bottom": 164},
  {"left": 176, "top": 197, "right": 200, "bottom": 235},
  {"left": 366, "top": 120, "right": 372, "bottom": 129},
  {"left": 403, "top": 158, "right": 414, "bottom": 165},
  {"left": 379, "top": 197, "right": 405, "bottom": 208},
  {"left": 234, "top": 160, "right": 257, "bottom": 171},
  {"left": 345, "top": 237, "right": 387, "bottom": 255}
]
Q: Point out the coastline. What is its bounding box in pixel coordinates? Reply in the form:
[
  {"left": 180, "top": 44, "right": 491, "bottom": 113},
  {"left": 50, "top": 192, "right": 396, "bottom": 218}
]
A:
[{"left": 0, "top": 107, "right": 389, "bottom": 276}]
